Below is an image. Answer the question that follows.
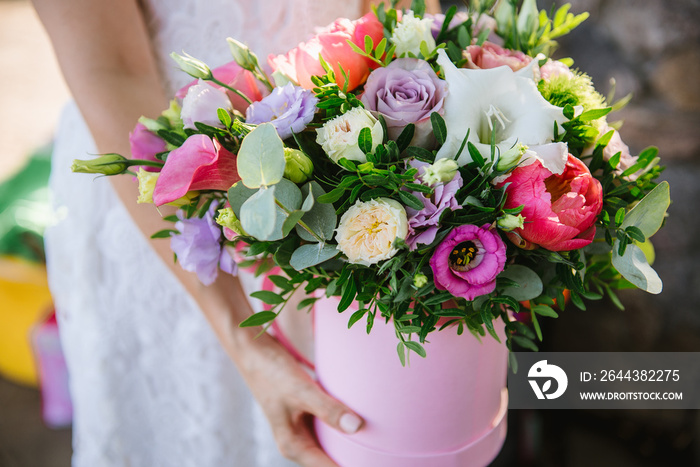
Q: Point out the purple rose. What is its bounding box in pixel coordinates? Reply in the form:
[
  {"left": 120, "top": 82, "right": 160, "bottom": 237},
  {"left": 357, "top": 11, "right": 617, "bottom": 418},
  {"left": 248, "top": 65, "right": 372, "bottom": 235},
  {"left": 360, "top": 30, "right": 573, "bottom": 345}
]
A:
[
  {"left": 245, "top": 83, "right": 318, "bottom": 140},
  {"left": 405, "top": 161, "right": 463, "bottom": 250},
  {"left": 360, "top": 58, "right": 447, "bottom": 148},
  {"left": 429, "top": 224, "right": 506, "bottom": 301},
  {"left": 171, "top": 204, "right": 236, "bottom": 285},
  {"left": 181, "top": 79, "right": 234, "bottom": 130},
  {"left": 129, "top": 122, "right": 166, "bottom": 171}
]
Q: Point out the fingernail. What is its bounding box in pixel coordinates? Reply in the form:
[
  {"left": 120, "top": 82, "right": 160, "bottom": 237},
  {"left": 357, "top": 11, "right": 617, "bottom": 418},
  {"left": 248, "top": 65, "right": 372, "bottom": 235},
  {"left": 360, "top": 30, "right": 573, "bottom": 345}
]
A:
[{"left": 339, "top": 413, "right": 362, "bottom": 434}]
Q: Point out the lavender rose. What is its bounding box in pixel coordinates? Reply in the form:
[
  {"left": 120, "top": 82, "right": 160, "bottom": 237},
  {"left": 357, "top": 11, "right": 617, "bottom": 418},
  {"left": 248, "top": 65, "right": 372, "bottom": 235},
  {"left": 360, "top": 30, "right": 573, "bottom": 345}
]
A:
[
  {"left": 429, "top": 224, "right": 506, "bottom": 301},
  {"left": 360, "top": 58, "right": 447, "bottom": 148},
  {"left": 245, "top": 83, "right": 318, "bottom": 140},
  {"left": 171, "top": 204, "right": 236, "bottom": 285}
]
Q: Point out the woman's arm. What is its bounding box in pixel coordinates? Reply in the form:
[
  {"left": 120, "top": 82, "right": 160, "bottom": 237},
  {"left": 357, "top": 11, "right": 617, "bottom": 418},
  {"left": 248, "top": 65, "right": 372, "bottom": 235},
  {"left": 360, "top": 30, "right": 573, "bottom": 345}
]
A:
[{"left": 32, "top": 1, "right": 360, "bottom": 465}]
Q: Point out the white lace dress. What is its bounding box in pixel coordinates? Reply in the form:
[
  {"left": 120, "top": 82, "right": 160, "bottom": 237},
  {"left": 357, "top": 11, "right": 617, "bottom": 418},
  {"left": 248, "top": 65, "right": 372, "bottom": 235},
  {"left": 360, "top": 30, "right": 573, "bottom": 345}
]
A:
[{"left": 44, "top": 1, "right": 361, "bottom": 466}]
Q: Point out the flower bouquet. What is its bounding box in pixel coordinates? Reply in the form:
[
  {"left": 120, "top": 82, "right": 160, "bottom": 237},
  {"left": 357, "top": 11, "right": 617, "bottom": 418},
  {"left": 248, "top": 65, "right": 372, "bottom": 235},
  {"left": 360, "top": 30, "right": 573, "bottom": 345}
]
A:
[{"left": 73, "top": 0, "right": 671, "bottom": 464}]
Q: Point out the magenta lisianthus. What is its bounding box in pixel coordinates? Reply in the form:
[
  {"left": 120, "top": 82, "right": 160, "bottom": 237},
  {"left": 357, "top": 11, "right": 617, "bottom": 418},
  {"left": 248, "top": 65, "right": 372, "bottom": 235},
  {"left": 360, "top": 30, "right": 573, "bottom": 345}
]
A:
[
  {"left": 429, "top": 224, "right": 506, "bottom": 301},
  {"left": 153, "top": 135, "right": 240, "bottom": 206},
  {"left": 129, "top": 122, "right": 166, "bottom": 172},
  {"left": 497, "top": 154, "right": 603, "bottom": 251}
]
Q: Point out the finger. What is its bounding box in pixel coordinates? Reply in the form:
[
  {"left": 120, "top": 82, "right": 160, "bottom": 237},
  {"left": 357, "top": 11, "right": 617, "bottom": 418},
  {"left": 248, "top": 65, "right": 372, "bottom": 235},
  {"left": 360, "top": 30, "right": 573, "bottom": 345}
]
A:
[
  {"left": 273, "top": 413, "right": 339, "bottom": 467},
  {"left": 297, "top": 382, "right": 364, "bottom": 435}
]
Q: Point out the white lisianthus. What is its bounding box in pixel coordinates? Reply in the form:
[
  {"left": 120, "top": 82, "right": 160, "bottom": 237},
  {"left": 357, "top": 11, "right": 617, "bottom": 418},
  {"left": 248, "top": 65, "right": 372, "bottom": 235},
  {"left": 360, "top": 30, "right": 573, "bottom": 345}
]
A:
[
  {"left": 336, "top": 198, "right": 408, "bottom": 266},
  {"left": 181, "top": 79, "right": 233, "bottom": 130},
  {"left": 316, "top": 107, "right": 383, "bottom": 165},
  {"left": 434, "top": 49, "right": 567, "bottom": 166},
  {"left": 391, "top": 11, "right": 436, "bottom": 57}
]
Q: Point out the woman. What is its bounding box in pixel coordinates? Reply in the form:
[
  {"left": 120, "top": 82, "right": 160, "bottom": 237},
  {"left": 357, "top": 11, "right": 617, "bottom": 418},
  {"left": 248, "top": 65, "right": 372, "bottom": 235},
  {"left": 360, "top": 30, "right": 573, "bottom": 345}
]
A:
[{"left": 33, "top": 0, "right": 438, "bottom": 466}]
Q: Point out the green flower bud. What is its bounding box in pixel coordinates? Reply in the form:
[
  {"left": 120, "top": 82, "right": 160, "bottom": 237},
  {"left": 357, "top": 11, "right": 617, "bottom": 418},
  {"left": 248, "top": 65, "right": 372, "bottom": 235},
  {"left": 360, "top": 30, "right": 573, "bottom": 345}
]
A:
[
  {"left": 71, "top": 154, "right": 130, "bottom": 176},
  {"left": 422, "top": 158, "right": 459, "bottom": 185},
  {"left": 497, "top": 213, "right": 525, "bottom": 232},
  {"left": 283, "top": 148, "right": 314, "bottom": 184},
  {"left": 216, "top": 207, "right": 246, "bottom": 236},
  {"left": 226, "top": 38, "right": 259, "bottom": 71},
  {"left": 170, "top": 52, "right": 212, "bottom": 80},
  {"left": 271, "top": 69, "right": 295, "bottom": 87},
  {"left": 413, "top": 273, "right": 428, "bottom": 288},
  {"left": 496, "top": 143, "right": 528, "bottom": 171}
]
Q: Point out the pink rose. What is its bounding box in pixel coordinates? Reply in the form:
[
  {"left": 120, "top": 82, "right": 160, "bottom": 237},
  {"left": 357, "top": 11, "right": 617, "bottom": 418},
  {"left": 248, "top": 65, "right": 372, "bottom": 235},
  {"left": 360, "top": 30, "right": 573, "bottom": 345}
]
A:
[
  {"left": 600, "top": 124, "right": 640, "bottom": 180},
  {"left": 129, "top": 122, "right": 166, "bottom": 171},
  {"left": 464, "top": 41, "right": 532, "bottom": 72},
  {"left": 153, "top": 135, "right": 240, "bottom": 206},
  {"left": 497, "top": 154, "right": 603, "bottom": 251},
  {"left": 176, "top": 61, "right": 265, "bottom": 113},
  {"left": 269, "top": 13, "right": 384, "bottom": 92}
]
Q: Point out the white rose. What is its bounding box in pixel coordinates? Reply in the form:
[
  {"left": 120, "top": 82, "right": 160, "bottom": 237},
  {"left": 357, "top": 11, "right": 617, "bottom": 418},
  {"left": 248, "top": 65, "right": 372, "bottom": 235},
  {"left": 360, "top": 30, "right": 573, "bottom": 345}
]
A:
[
  {"left": 181, "top": 79, "right": 233, "bottom": 130},
  {"left": 335, "top": 198, "right": 408, "bottom": 266},
  {"left": 391, "top": 11, "right": 436, "bottom": 58},
  {"left": 316, "top": 107, "right": 383, "bottom": 164}
]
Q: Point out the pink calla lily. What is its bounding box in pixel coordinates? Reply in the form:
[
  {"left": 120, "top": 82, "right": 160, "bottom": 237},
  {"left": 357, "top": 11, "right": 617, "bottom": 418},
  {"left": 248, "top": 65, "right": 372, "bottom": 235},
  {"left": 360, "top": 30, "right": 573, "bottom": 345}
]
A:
[{"left": 153, "top": 135, "right": 240, "bottom": 206}]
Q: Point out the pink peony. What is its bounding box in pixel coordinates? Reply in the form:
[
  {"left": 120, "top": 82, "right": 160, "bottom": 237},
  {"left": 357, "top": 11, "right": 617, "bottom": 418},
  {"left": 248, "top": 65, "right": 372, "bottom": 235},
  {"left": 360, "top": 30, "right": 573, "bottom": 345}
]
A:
[
  {"left": 176, "top": 61, "right": 265, "bottom": 113},
  {"left": 129, "top": 122, "right": 166, "bottom": 171},
  {"left": 153, "top": 135, "right": 240, "bottom": 206},
  {"left": 429, "top": 224, "right": 507, "bottom": 301},
  {"left": 464, "top": 41, "right": 532, "bottom": 72},
  {"left": 497, "top": 154, "right": 603, "bottom": 251},
  {"left": 268, "top": 13, "right": 384, "bottom": 92}
]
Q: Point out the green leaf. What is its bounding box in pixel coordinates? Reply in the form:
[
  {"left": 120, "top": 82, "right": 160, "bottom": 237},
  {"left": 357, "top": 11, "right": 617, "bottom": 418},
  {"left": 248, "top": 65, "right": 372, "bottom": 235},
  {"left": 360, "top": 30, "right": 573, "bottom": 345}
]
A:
[
  {"left": 404, "top": 146, "right": 435, "bottom": 163},
  {"left": 358, "top": 127, "right": 373, "bottom": 154},
  {"left": 430, "top": 112, "right": 447, "bottom": 145},
  {"left": 228, "top": 182, "right": 258, "bottom": 218},
  {"left": 612, "top": 242, "right": 663, "bottom": 294},
  {"left": 364, "top": 34, "right": 374, "bottom": 54},
  {"left": 296, "top": 181, "right": 337, "bottom": 242},
  {"left": 532, "top": 304, "right": 559, "bottom": 318},
  {"left": 250, "top": 291, "right": 285, "bottom": 305},
  {"left": 151, "top": 229, "right": 177, "bottom": 239},
  {"left": 237, "top": 123, "right": 286, "bottom": 188},
  {"left": 396, "top": 123, "right": 415, "bottom": 152},
  {"left": 240, "top": 186, "right": 277, "bottom": 240},
  {"left": 620, "top": 181, "right": 670, "bottom": 238},
  {"left": 404, "top": 341, "right": 427, "bottom": 358},
  {"left": 289, "top": 243, "right": 339, "bottom": 271},
  {"left": 348, "top": 309, "right": 367, "bottom": 328},
  {"left": 397, "top": 342, "right": 406, "bottom": 367},
  {"left": 511, "top": 335, "right": 539, "bottom": 352},
  {"left": 338, "top": 277, "right": 356, "bottom": 312},
  {"left": 577, "top": 107, "right": 612, "bottom": 121},
  {"left": 217, "top": 108, "right": 232, "bottom": 128},
  {"left": 614, "top": 207, "right": 625, "bottom": 227},
  {"left": 626, "top": 226, "right": 646, "bottom": 243},
  {"left": 239, "top": 311, "right": 277, "bottom": 327},
  {"left": 397, "top": 190, "right": 424, "bottom": 210},
  {"left": 267, "top": 275, "right": 292, "bottom": 292},
  {"left": 297, "top": 297, "right": 318, "bottom": 310},
  {"left": 498, "top": 265, "right": 543, "bottom": 302}
]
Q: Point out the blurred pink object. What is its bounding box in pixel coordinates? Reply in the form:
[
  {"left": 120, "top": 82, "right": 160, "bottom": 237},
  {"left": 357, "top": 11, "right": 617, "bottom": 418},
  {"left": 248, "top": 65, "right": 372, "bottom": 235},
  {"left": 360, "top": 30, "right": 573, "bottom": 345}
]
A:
[
  {"left": 314, "top": 295, "right": 508, "bottom": 467},
  {"left": 32, "top": 312, "right": 73, "bottom": 428}
]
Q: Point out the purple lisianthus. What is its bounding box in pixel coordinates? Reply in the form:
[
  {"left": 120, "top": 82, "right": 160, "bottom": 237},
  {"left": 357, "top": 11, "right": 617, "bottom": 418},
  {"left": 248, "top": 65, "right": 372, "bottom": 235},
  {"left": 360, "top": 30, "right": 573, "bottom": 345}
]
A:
[
  {"left": 429, "top": 224, "right": 506, "bottom": 301},
  {"left": 360, "top": 58, "right": 447, "bottom": 148},
  {"left": 171, "top": 204, "right": 236, "bottom": 286},
  {"left": 405, "top": 161, "right": 462, "bottom": 250},
  {"left": 245, "top": 83, "right": 318, "bottom": 140}
]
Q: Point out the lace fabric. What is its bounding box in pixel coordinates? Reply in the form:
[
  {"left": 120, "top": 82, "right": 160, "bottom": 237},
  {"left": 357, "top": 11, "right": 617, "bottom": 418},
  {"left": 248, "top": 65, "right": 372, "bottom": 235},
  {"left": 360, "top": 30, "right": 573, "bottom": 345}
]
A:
[{"left": 44, "top": 1, "right": 361, "bottom": 465}]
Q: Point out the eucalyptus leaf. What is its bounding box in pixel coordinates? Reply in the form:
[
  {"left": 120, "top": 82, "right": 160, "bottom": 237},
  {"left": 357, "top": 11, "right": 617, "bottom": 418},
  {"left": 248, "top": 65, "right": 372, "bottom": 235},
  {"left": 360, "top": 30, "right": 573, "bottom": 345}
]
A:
[
  {"left": 290, "top": 243, "right": 340, "bottom": 271},
  {"left": 237, "top": 123, "right": 286, "bottom": 188},
  {"left": 274, "top": 178, "right": 303, "bottom": 211},
  {"left": 296, "top": 181, "right": 337, "bottom": 242},
  {"left": 228, "top": 182, "right": 258, "bottom": 218},
  {"left": 240, "top": 186, "right": 277, "bottom": 240},
  {"left": 611, "top": 242, "right": 662, "bottom": 294},
  {"left": 498, "top": 265, "right": 543, "bottom": 302},
  {"left": 620, "top": 181, "right": 670, "bottom": 238}
]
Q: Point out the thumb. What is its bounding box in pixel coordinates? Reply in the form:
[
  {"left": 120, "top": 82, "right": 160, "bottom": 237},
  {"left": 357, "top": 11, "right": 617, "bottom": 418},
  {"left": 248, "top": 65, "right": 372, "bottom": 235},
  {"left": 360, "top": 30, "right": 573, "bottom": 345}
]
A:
[{"left": 300, "top": 383, "right": 364, "bottom": 435}]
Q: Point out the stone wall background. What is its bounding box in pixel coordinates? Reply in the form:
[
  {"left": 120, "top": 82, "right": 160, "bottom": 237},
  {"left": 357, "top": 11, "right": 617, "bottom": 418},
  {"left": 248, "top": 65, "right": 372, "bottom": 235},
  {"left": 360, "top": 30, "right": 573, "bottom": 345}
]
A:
[{"left": 517, "top": 1, "right": 700, "bottom": 466}]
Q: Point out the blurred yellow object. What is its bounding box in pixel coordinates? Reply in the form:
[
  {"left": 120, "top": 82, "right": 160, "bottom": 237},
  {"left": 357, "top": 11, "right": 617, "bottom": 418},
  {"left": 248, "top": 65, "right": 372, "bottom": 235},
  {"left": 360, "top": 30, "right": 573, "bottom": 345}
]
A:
[{"left": 0, "top": 256, "right": 53, "bottom": 386}]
